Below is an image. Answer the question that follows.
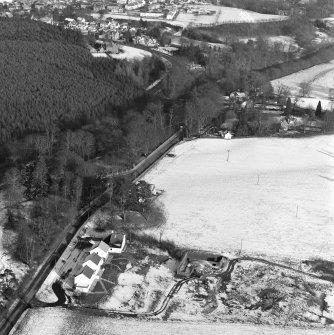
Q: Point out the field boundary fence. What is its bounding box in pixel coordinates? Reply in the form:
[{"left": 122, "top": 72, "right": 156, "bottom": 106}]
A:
[{"left": 192, "top": 16, "right": 288, "bottom": 28}]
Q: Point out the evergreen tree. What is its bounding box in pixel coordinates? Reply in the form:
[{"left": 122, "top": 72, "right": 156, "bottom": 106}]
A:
[
  {"left": 315, "top": 100, "right": 322, "bottom": 119},
  {"left": 285, "top": 97, "right": 292, "bottom": 117}
]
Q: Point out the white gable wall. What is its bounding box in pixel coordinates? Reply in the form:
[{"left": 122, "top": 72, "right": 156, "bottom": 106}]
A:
[
  {"left": 82, "top": 259, "right": 103, "bottom": 271},
  {"left": 110, "top": 235, "right": 126, "bottom": 253}
]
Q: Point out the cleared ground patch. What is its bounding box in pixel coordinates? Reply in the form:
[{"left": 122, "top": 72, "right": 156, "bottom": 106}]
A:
[
  {"left": 109, "top": 46, "right": 152, "bottom": 61},
  {"left": 142, "top": 136, "right": 334, "bottom": 260}
]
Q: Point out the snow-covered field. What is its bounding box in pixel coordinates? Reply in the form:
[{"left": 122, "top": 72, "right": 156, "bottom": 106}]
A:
[
  {"left": 175, "top": 5, "right": 287, "bottom": 27},
  {"left": 11, "top": 308, "right": 334, "bottom": 335},
  {"left": 271, "top": 60, "right": 334, "bottom": 111},
  {"left": 91, "top": 52, "right": 109, "bottom": 58},
  {"left": 109, "top": 46, "right": 152, "bottom": 61},
  {"left": 142, "top": 136, "right": 334, "bottom": 260},
  {"left": 106, "top": 5, "right": 286, "bottom": 28}
]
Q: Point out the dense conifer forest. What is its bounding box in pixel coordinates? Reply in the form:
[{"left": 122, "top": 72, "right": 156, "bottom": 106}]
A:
[{"left": 0, "top": 18, "right": 166, "bottom": 143}]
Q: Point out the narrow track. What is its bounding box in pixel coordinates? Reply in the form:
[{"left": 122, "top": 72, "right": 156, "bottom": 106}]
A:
[{"left": 238, "top": 257, "right": 331, "bottom": 282}]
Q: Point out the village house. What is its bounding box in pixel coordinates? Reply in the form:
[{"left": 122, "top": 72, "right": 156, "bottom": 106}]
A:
[
  {"left": 74, "top": 265, "right": 102, "bottom": 293},
  {"left": 90, "top": 240, "right": 110, "bottom": 259},
  {"left": 82, "top": 252, "right": 103, "bottom": 271},
  {"left": 75, "top": 232, "right": 126, "bottom": 293}
]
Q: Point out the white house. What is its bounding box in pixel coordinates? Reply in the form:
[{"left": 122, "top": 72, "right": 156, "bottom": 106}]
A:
[
  {"left": 90, "top": 241, "right": 110, "bottom": 259},
  {"left": 82, "top": 253, "right": 103, "bottom": 271},
  {"left": 224, "top": 132, "right": 232, "bottom": 140},
  {"left": 74, "top": 266, "right": 98, "bottom": 293},
  {"left": 106, "top": 232, "right": 126, "bottom": 253}
]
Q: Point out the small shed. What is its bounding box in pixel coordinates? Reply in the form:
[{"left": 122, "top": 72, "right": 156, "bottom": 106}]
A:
[
  {"left": 104, "top": 232, "right": 126, "bottom": 253},
  {"left": 224, "top": 132, "right": 232, "bottom": 140}
]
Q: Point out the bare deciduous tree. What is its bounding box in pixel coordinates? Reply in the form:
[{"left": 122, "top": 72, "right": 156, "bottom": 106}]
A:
[{"left": 299, "top": 81, "right": 312, "bottom": 97}]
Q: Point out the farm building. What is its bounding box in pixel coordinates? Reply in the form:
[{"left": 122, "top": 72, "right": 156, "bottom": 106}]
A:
[{"left": 177, "top": 251, "right": 228, "bottom": 277}]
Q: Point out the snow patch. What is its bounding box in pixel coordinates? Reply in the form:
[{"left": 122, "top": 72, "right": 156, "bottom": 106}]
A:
[{"left": 109, "top": 46, "right": 151, "bottom": 61}]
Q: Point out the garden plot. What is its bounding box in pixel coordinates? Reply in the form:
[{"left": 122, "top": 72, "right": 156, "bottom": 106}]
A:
[
  {"left": 271, "top": 60, "right": 334, "bottom": 111},
  {"left": 142, "top": 136, "right": 334, "bottom": 260},
  {"left": 99, "top": 263, "right": 175, "bottom": 312}
]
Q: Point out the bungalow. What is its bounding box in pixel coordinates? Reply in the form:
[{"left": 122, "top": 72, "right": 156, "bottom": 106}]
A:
[
  {"left": 82, "top": 252, "right": 103, "bottom": 271},
  {"left": 74, "top": 265, "right": 98, "bottom": 293},
  {"left": 104, "top": 232, "right": 126, "bottom": 253},
  {"left": 90, "top": 240, "right": 110, "bottom": 259}
]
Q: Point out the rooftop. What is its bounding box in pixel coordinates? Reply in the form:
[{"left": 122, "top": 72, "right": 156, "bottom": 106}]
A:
[
  {"left": 93, "top": 240, "right": 110, "bottom": 253},
  {"left": 105, "top": 232, "right": 125, "bottom": 248},
  {"left": 84, "top": 252, "right": 102, "bottom": 266},
  {"left": 81, "top": 265, "right": 95, "bottom": 279}
]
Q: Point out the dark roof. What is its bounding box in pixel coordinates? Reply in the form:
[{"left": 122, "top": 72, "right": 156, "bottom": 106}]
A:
[
  {"left": 94, "top": 241, "right": 110, "bottom": 253},
  {"left": 186, "top": 251, "right": 223, "bottom": 262},
  {"left": 84, "top": 252, "right": 102, "bottom": 266},
  {"left": 82, "top": 266, "right": 95, "bottom": 279},
  {"left": 104, "top": 232, "right": 125, "bottom": 248}
]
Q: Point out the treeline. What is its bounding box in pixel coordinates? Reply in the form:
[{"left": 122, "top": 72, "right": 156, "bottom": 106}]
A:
[
  {"left": 216, "top": 0, "right": 288, "bottom": 14},
  {"left": 256, "top": 43, "right": 334, "bottom": 81},
  {"left": 216, "top": 0, "right": 334, "bottom": 18},
  {"left": 189, "top": 16, "right": 316, "bottom": 47},
  {"left": 0, "top": 17, "right": 83, "bottom": 46}
]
